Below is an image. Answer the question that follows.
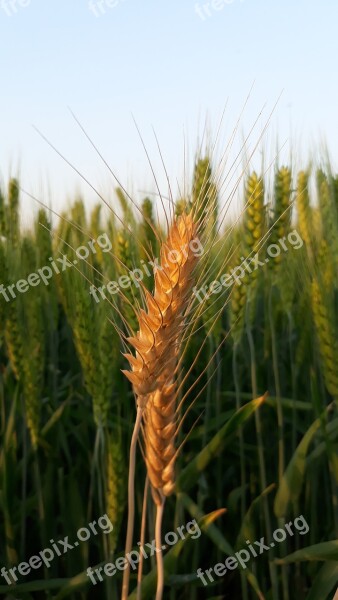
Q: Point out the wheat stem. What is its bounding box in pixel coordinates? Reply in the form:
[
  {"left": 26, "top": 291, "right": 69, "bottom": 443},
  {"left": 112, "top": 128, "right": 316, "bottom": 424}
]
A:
[
  {"left": 155, "top": 496, "right": 166, "bottom": 600},
  {"left": 136, "top": 476, "right": 149, "bottom": 600},
  {"left": 122, "top": 405, "right": 143, "bottom": 600}
]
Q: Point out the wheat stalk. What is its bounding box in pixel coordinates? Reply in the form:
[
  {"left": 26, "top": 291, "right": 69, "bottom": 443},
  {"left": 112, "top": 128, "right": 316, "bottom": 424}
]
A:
[{"left": 121, "top": 210, "right": 200, "bottom": 600}]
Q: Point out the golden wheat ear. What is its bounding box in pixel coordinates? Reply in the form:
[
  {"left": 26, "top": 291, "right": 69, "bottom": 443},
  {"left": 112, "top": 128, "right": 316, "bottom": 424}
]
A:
[
  {"left": 121, "top": 210, "right": 201, "bottom": 600},
  {"left": 122, "top": 212, "right": 199, "bottom": 407}
]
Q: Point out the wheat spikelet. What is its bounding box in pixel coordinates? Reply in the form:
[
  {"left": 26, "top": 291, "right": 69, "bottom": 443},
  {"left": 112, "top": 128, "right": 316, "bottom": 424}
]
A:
[{"left": 123, "top": 211, "right": 199, "bottom": 500}]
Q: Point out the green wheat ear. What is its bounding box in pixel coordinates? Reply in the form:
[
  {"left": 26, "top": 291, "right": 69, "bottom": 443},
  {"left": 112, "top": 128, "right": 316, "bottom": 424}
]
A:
[
  {"left": 139, "top": 197, "right": 158, "bottom": 263},
  {"left": 35, "top": 209, "right": 52, "bottom": 263},
  {"left": 70, "top": 198, "right": 87, "bottom": 232},
  {"left": 59, "top": 218, "right": 117, "bottom": 428},
  {"left": 316, "top": 169, "right": 338, "bottom": 267},
  {"left": 230, "top": 172, "right": 265, "bottom": 341},
  {"left": 175, "top": 197, "right": 191, "bottom": 217},
  {"left": 116, "top": 233, "right": 138, "bottom": 333},
  {"left": 97, "top": 303, "right": 119, "bottom": 426},
  {"left": 90, "top": 203, "right": 102, "bottom": 238},
  {"left": 89, "top": 203, "right": 105, "bottom": 269},
  {"left": 106, "top": 436, "right": 126, "bottom": 555},
  {"left": 0, "top": 187, "right": 6, "bottom": 237},
  {"left": 332, "top": 174, "right": 338, "bottom": 211},
  {"left": 244, "top": 172, "right": 265, "bottom": 255},
  {"left": 268, "top": 167, "right": 295, "bottom": 314},
  {"left": 318, "top": 238, "right": 334, "bottom": 289},
  {"left": 311, "top": 277, "right": 338, "bottom": 403},
  {"left": 3, "top": 183, "right": 23, "bottom": 380},
  {"left": 35, "top": 208, "right": 58, "bottom": 325},
  {"left": 310, "top": 221, "right": 338, "bottom": 401},
  {"left": 70, "top": 276, "right": 105, "bottom": 425},
  {"left": 8, "top": 178, "right": 20, "bottom": 247},
  {"left": 191, "top": 157, "right": 223, "bottom": 340},
  {"left": 5, "top": 298, "right": 23, "bottom": 382},
  {"left": 0, "top": 241, "right": 7, "bottom": 338},
  {"left": 228, "top": 225, "right": 247, "bottom": 343},
  {"left": 269, "top": 166, "right": 292, "bottom": 269},
  {"left": 114, "top": 188, "right": 139, "bottom": 333},
  {"left": 5, "top": 231, "right": 45, "bottom": 448},
  {"left": 20, "top": 237, "right": 45, "bottom": 449},
  {"left": 192, "top": 156, "right": 218, "bottom": 242},
  {"left": 296, "top": 170, "right": 313, "bottom": 250}
]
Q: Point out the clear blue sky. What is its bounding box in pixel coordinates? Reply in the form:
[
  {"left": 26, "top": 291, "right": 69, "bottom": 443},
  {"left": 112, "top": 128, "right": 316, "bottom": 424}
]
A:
[{"left": 0, "top": 0, "right": 337, "bottom": 224}]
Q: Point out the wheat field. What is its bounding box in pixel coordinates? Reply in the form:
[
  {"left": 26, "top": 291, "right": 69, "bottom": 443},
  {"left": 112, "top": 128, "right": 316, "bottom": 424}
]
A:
[{"left": 0, "top": 157, "right": 337, "bottom": 599}]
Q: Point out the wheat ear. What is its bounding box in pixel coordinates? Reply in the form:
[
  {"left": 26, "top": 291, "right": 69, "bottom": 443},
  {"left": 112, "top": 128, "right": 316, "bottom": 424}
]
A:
[{"left": 121, "top": 210, "right": 200, "bottom": 599}]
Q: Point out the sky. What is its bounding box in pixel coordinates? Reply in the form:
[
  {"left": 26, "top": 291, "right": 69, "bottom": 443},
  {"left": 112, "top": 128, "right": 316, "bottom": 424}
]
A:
[{"left": 0, "top": 0, "right": 337, "bottom": 225}]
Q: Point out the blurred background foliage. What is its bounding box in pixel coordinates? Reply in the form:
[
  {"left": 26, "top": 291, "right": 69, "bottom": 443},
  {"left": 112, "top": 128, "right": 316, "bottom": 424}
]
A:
[{"left": 0, "top": 157, "right": 337, "bottom": 599}]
